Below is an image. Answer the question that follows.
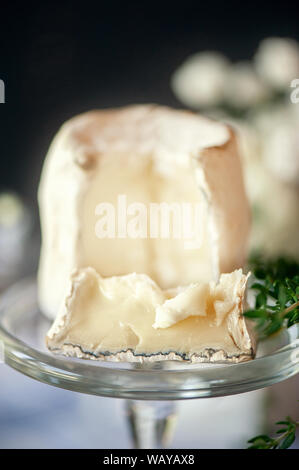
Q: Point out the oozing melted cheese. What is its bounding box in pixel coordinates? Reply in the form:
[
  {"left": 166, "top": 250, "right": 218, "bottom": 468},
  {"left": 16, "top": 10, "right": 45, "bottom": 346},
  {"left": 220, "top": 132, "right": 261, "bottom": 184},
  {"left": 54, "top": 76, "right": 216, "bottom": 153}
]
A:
[{"left": 47, "top": 268, "right": 252, "bottom": 361}]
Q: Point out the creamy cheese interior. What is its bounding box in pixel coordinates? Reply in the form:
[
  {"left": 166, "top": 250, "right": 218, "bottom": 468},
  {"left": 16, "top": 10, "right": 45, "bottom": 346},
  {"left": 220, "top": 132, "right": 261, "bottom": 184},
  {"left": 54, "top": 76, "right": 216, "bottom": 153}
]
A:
[
  {"left": 47, "top": 268, "right": 251, "bottom": 360},
  {"left": 82, "top": 152, "right": 215, "bottom": 289}
]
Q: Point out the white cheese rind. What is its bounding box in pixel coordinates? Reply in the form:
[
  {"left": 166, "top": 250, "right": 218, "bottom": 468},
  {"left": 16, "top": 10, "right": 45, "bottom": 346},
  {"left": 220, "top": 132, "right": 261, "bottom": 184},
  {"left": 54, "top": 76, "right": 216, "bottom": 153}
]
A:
[
  {"left": 38, "top": 105, "right": 251, "bottom": 319},
  {"left": 46, "top": 268, "right": 255, "bottom": 363},
  {"left": 153, "top": 269, "right": 249, "bottom": 329}
]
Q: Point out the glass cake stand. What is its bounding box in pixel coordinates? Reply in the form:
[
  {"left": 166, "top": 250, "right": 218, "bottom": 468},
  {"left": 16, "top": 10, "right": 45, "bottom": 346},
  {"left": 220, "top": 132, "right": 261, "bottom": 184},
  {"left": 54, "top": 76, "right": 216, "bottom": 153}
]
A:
[{"left": 0, "top": 278, "right": 298, "bottom": 448}]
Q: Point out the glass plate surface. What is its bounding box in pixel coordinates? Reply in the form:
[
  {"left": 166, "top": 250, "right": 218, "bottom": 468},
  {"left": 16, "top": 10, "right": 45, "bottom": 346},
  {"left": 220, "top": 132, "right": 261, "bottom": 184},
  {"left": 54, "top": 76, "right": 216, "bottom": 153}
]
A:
[{"left": 0, "top": 278, "right": 298, "bottom": 400}]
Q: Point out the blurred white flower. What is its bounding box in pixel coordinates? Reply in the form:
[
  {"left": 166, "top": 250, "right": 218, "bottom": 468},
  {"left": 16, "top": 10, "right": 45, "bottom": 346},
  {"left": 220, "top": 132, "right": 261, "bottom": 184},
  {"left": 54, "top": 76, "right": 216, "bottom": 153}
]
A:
[
  {"left": 222, "top": 116, "right": 299, "bottom": 258},
  {"left": 171, "top": 52, "right": 230, "bottom": 108},
  {"left": 248, "top": 164, "right": 299, "bottom": 258},
  {"left": 254, "top": 37, "right": 299, "bottom": 90},
  {"left": 224, "top": 62, "right": 270, "bottom": 108},
  {"left": 253, "top": 103, "right": 299, "bottom": 184},
  {"left": 0, "top": 193, "right": 24, "bottom": 227},
  {"left": 171, "top": 39, "right": 299, "bottom": 258},
  {"left": 0, "top": 192, "right": 33, "bottom": 289}
]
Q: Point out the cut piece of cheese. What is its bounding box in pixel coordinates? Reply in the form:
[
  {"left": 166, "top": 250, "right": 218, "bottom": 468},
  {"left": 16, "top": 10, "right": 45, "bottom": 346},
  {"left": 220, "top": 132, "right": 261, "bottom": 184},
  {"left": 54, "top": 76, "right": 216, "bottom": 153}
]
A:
[
  {"left": 46, "top": 268, "right": 255, "bottom": 363},
  {"left": 38, "top": 104, "right": 251, "bottom": 320}
]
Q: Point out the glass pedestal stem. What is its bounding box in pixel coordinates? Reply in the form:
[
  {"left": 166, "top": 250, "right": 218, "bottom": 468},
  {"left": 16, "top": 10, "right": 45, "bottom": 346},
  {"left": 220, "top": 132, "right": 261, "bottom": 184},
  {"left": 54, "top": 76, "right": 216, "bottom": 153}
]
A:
[{"left": 125, "top": 400, "right": 177, "bottom": 449}]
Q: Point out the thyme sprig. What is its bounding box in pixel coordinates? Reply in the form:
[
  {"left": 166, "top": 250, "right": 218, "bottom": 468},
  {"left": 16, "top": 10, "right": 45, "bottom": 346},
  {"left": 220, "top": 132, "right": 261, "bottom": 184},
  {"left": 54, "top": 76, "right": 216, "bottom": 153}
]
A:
[
  {"left": 248, "top": 416, "right": 299, "bottom": 449},
  {"left": 244, "top": 256, "right": 299, "bottom": 337},
  {"left": 245, "top": 256, "right": 299, "bottom": 449}
]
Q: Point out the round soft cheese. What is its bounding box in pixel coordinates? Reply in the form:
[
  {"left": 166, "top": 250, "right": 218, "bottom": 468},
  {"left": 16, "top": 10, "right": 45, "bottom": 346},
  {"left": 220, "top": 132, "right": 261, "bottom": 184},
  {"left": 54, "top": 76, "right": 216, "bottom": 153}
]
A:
[{"left": 38, "top": 104, "right": 251, "bottom": 319}]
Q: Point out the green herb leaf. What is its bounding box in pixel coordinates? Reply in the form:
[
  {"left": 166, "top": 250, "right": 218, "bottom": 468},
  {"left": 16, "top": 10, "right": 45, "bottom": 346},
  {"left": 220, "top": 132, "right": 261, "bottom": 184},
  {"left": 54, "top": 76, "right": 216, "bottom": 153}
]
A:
[
  {"left": 279, "top": 433, "right": 295, "bottom": 449},
  {"left": 245, "top": 257, "right": 299, "bottom": 450},
  {"left": 244, "top": 255, "right": 299, "bottom": 338},
  {"left": 247, "top": 414, "right": 298, "bottom": 449}
]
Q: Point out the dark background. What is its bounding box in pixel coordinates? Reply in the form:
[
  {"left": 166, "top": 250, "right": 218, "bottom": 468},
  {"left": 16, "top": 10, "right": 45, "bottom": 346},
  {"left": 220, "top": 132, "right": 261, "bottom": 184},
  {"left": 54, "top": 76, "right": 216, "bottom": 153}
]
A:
[{"left": 0, "top": 1, "right": 299, "bottom": 200}]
